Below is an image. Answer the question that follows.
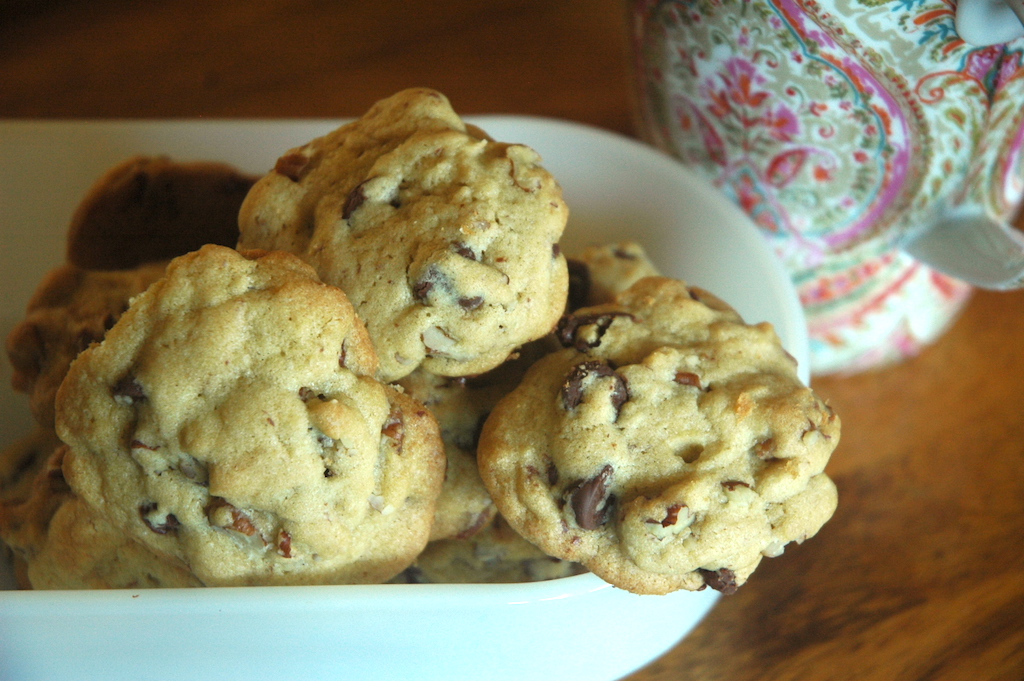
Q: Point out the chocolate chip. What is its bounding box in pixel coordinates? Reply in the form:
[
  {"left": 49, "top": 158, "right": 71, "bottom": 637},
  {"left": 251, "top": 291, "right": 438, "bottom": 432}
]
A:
[
  {"left": 298, "top": 387, "right": 327, "bottom": 402},
  {"left": 698, "top": 567, "right": 739, "bottom": 595},
  {"left": 342, "top": 181, "right": 368, "bottom": 219},
  {"left": 722, "top": 480, "right": 751, "bottom": 491},
  {"left": 560, "top": 361, "right": 629, "bottom": 417},
  {"left": 552, "top": 243, "right": 562, "bottom": 258},
  {"left": 452, "top": 241, "right": 478, "bottom": 261},
  {"left": 458, "top": 295, "right": 484, "bottom": 311},
  {"left": 112, "top": 374, "right": 146, "bottom": 404},
  {"left": 570, "top": 464, "right": 614, "bottom": 530},
  {"left": 547, "top": 461, "right": 559, "bottom": 486},
  {"left": 413, "top": 279, "right": 434, "bottom": 302},
  {"left": 274, "top": 152, "right": 310, "bottom": 182},
  {"left": 556, "top": 312, "right": 635, "bottom": 351},
  {"left": 566, "top": 259, "right": 591, "bottom": 311},
  {"left": 613, "top": 246, "right": 638, "bottom": 260},
  {"left": 139, "top": 502, "right": 180, "bottom": 535}
]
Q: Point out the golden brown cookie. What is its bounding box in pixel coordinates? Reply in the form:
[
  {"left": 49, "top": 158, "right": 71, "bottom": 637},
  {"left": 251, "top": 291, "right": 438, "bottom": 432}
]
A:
[
  {"left": 56, "top": 245, "right": 446, "bottom": 586},
  {"left": 478, "top": 277, "right": 839, "bottom": 595},
  {"left": 238, "top": 88, "right": 569, "bottom": 381},
  {"left": 567, "top": 240, "right": 662, "bottom": 310},
  {"left": 6, "top": 261, "right": 167, "bottom": 429}
]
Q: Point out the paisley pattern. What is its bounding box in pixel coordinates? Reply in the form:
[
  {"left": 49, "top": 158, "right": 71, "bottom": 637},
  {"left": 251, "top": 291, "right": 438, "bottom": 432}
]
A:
[{"left": 631, "top": 0, "right": 1024, "bottom": 373}]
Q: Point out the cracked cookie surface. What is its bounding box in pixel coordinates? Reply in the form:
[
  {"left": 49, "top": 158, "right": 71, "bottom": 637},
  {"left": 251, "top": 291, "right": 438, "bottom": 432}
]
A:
[
  {"left": 478, "top": 277, "right": 839, "bottom": 595},
  {"left": 238, "top": 88, "right": 569, "bottom": 381},
  {"left": 55, "top": 245, "right": 445, "bottom": 586}
]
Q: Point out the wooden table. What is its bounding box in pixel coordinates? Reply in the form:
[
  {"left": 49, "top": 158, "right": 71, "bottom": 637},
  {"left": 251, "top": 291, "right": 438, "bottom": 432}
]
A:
[{"left": 3, "top": 1, "right": 1023, "bottom": 679}]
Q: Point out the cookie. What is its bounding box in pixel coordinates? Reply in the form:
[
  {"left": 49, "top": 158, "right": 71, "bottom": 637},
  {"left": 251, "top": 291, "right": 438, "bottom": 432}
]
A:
[
  {"left": 0, "top": 428, "right": 64, "bottom": 510},
  {"left": 25, "top": 496, "right": 202, "bottom": 590},
  {"left": 66, "top": 155, "right": 255, "bottom": 271},
  {"left": 55, "top": 245, "right": 446, "bottom": 586},
  {"left": 567, "top": 240, "right": 662, "bottom": 310},
  {"left": 238, "top": 88, "right": 569, "bottom": 381},
  {"left": 394, "top": 514, "right": 586, "bottom": 584},
  {"left": 395, "top": 340, "right": 554, "bottom": 541},
  {"left": 0, "top": 436, "right": 72, "bottom": 577},
  {"left": 6, "top": 261, "right": 167, "bottom": 429},
  {"left": 478, "top": 276, "right": 839, "bottom": 595}
]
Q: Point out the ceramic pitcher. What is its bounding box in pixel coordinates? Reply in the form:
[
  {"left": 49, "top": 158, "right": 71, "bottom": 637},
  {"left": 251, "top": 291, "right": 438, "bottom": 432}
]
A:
[{"left": 630, "top": 0, "right": 1024, "bottom": 373}]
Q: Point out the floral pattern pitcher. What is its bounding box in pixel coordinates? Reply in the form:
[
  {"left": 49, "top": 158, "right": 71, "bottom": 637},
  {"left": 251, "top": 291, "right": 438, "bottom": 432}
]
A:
[{"left": 630, "top": 0, "right": 1024, "bottom": 373}]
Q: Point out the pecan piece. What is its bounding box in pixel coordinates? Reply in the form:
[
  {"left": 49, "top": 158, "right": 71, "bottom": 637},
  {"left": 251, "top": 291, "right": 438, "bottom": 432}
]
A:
[
  {"left": 274, "top": 152, "right": 310, "bottom": 182},
  {"left": 206, "top": 497, "right": 258, "bottom": 537},
  {"left": 674, "top": 371, "right": 702, "bottom": 389},
  {"left": 277, "top": 529, "right": 293, "bottom": 558},
  {"left": 754, "top": 438, "right": 777, "bottom": 461},
  {"left": 382, "top": 406, "right": 404, "bottom": 454}
]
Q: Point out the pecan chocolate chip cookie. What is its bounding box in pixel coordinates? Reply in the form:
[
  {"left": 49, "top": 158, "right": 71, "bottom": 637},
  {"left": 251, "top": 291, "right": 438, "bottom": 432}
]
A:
[
  {"left": 66, "top": 155, "right": 255, "bottom": 271},
  {"left": 478, "top": 276, "right": 839, "bottom": 595},
  {"left": 0, "top": 431, "right": 70, "bottom": 582},
  {"left": 566, "top": 240, "right": 662, "bottom": 311},
  {"left": 25, "top": 496, "right": 203, "bottom": 590},
  {"left": 6, "top": 261, "right": 168, "bottom": 429},
  {"left": 238, "top": 88, "right": 569, "bottom": 381},
  {"left": 55, "top": 245, "right": 446, "bottom": 586},
  {"left": 396, "top": 339, "right": 556, "bottom": 541}
]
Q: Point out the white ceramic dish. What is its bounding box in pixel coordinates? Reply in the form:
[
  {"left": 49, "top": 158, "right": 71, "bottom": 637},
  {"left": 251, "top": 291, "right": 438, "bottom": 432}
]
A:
[{"left": 0, "top": 117, "right": 809, "bottom": 681}]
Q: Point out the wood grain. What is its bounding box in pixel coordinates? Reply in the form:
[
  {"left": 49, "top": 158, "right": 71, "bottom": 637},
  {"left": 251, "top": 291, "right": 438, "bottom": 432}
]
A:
[{"left": 3, "top": 2, "right": 1023, "bottom": 679}]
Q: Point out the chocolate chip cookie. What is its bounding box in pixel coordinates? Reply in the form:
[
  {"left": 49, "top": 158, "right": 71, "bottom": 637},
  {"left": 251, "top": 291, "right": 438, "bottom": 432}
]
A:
[
  {"left": 6, "top": 261, "right": 167, "bottom": 429},
  {"left": 238, "top": 88, "right": 569, "bottom": 381},
  {"left": 478, "top": 276, "right": 839, "bottom": 595},
  {"left": 396, "top": 339, "right": 555, "bottom": 541},
  {"left": 56, "top": 245, "right": 446, "bottom": 586},
  {"left": 567, "top": 240, "right": 662, "bottom": 311},
  {"left": 25, "top": 496, "right": 203, "bottom": 590},
  {"left": 66, "top": 155, "right": 255, "bottom": 271},
  {"left": 0, "top": 431, "right": 70, "bottom": 578}
]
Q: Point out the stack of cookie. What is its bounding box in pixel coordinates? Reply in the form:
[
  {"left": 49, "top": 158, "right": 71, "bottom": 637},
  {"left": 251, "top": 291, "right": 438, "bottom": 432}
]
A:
[{"left": 1, "top": 89, "right": 839, "bottom": 594}]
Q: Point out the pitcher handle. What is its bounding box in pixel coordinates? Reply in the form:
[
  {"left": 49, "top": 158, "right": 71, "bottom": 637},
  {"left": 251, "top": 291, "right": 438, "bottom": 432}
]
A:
[
  {"left": 902, "top": 209, "right": 1024, "bottom": 290},
  {"left": 955, "top": 0, "right": 1024, "bottom": 46}
]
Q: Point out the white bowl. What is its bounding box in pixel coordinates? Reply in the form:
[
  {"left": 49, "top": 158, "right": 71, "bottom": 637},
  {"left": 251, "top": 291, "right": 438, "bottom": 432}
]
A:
[{"left": 0, "top": 117, "right": 809, "bottom": 681}]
